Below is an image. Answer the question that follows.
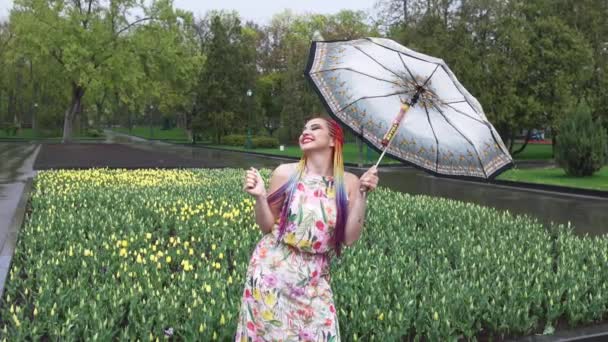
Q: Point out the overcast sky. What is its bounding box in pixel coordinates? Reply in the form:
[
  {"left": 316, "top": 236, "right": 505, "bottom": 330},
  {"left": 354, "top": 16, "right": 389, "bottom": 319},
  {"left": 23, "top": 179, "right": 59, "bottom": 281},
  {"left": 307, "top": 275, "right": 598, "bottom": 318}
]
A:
[{"left": 0, "top": 0, "right": 376, "bottom": 23}]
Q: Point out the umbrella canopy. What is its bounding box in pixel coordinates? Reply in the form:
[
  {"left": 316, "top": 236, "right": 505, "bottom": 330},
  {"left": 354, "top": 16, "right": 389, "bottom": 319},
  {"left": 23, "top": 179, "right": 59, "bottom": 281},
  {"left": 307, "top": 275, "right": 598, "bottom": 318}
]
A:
[{"left": 305, "top": 37, "right": 513, "bottom": 180}]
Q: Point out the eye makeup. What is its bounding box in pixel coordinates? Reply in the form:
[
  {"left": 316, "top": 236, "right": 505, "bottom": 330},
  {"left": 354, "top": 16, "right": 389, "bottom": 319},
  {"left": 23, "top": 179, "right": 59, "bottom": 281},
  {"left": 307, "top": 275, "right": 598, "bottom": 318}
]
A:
[{"left": 302, "top": 123, "right": 322, "bottom": 131}]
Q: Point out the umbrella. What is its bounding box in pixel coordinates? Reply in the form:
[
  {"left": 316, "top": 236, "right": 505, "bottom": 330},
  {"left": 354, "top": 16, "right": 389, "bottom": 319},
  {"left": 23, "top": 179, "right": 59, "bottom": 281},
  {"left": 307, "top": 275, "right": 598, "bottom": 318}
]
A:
[{"left": 305, "top": 37, "right": 513, "bottom": 180}]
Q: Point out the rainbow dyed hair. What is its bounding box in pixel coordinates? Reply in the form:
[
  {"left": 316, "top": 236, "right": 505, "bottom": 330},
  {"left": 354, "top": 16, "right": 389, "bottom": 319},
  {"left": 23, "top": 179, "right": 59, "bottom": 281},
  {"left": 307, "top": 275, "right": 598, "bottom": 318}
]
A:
[{"left": 266, "top": 117, "right": 349, "bottom": 257}]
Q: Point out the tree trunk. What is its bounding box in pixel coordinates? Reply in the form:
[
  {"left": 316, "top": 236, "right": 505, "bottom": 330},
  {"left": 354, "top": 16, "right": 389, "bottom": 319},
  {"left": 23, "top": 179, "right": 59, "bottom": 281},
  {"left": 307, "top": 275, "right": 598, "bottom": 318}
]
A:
[
  {"left": 551, "top": 128, "right": 557, "bottom": 158},
  {"left": 185, "top": 110, "right": 194, "bottom": 143},
  {"left": 95, "top": 102, "right": 103, "bottom": 129},
  {"left": 511, "top": 129, "right": 532, "bottom": 156},
  {"left": 62, "top": 83, "right": 85, "bottom": 143},
  {"left": 8, "top": 89, "right": 17, "bottom": 125}
]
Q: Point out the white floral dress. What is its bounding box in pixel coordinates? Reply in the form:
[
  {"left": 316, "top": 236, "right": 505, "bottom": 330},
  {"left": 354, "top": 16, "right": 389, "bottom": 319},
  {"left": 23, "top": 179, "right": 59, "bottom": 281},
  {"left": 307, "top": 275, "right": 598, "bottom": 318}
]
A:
[{"left": 235, "top": 173, "right": 341, "bottom": 341}]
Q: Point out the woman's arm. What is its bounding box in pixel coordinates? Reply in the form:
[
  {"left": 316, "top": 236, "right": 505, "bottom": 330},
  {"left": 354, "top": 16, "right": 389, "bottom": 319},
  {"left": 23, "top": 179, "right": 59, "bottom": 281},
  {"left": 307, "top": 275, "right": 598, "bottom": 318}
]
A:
[
  {"left": 343, "top": 166, "right": 378, "bottom": 246},
  {"left": 253, "top": 164, "right": 291, "bottom": 234},
  {"left": 343, "top": 173, "right": 366, "bottom": 246}
]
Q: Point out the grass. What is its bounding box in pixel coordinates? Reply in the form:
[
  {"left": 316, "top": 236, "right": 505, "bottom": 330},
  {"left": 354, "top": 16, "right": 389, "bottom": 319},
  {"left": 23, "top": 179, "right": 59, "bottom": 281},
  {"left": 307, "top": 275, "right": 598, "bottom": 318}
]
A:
[
  {"left": 497, "top": 166, "right": 608, "bottom": 191},
  {"left": 204, "top": 142, "right": 403, "bottom": 166},
  {"left": 113, "top": 126, "right": 189, "bottom": 141},
  {"left": 510, "top": 143, "right": 554, "bottom": 160}
]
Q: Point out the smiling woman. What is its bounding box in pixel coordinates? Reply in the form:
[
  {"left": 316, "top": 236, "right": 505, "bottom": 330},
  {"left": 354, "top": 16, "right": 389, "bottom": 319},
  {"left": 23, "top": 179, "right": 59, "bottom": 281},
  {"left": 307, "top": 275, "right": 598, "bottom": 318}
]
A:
[{"left": 236, "top": 117, "right": 379, "bottom": 340}]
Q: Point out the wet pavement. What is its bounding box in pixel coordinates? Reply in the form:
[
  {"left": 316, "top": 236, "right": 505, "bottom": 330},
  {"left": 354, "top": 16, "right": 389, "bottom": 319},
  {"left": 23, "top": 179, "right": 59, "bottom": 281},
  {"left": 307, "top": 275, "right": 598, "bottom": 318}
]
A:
[{"left": 0, "top": 142, "right": 39, "bottom": 295}]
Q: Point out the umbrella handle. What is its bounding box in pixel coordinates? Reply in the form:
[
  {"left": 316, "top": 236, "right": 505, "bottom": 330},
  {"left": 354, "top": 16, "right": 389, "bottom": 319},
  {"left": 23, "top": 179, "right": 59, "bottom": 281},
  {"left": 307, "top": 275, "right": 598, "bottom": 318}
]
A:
[
  {"left": 359, "top": 104, "right": 411, "bottom": 194},
  {"left": 381, "top": 103, "right": 410, "bottom": 146},
  {"left": 377, "top": 103, "right": 411, "bottom": 167}
]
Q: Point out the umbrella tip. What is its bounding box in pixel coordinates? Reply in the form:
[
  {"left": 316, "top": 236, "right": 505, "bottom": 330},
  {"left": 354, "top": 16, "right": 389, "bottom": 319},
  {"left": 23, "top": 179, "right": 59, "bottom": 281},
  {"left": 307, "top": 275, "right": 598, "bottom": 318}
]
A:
[{"left": 312, "top": 30, "right": 324, "bottom": 42}]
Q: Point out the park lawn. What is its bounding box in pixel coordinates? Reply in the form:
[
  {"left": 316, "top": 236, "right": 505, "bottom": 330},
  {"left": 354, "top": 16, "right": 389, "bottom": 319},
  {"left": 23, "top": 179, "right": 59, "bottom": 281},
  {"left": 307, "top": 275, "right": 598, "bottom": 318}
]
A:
[
  {"left": 206, "top": 142, "right": 403, "bottom": 166},
  {"left": 497, "top": 166, "right": 608, "bottom": 191},
  {"left": 114, "top": 126, "right": 189, "bottom": 141},
  {"left": 510, "top": 143, "right": 553, "bottom": 160},
  {"left": 0, "top": 128, "right": 103, "bottom": 140}
]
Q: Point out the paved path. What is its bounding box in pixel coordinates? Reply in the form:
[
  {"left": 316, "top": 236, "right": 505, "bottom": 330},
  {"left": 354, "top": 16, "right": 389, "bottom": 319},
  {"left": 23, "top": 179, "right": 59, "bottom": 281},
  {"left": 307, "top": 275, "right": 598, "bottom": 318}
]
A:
[{"left": 0, "top": 143, "right": 39, "bottom": 295}]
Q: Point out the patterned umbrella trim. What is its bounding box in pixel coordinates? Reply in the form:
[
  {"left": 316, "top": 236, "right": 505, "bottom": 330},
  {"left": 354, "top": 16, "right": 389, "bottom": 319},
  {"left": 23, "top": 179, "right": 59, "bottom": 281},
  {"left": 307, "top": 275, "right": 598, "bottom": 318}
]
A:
[
  {"left": 304, "top": 40, "right": 514, "bottom": 180},
  {"left": 368, "top": 37, "right": 513, "bottom": 160}
]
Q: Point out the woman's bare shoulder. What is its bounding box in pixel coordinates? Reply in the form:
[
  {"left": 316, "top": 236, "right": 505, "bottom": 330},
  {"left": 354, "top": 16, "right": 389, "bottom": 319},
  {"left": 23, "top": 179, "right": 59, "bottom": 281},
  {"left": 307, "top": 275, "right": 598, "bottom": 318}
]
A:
[
  {"left": 343, "top": 171, "right": 360, "bottom": 187},
  {"left": 272, "top": 163, "right": 298, "bottom": 178}
]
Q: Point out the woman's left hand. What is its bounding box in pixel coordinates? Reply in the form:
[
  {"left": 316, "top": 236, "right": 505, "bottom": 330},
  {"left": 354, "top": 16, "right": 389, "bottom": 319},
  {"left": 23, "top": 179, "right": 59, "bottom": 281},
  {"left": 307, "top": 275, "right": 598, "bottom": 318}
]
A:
[{"left": 359, "top": 165, "right": 379, "bottom": 193}]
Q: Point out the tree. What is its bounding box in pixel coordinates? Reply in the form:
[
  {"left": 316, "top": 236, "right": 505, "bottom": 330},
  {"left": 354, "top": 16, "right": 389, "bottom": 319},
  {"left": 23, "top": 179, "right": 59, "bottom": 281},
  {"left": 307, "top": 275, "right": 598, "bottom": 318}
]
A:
[
  {"left": 196, "top": 12, "right": 255, "bottom": 143},
  {"left": 524, "top": 14, "right": 594, "bottom": 154},
  {"left": 10, "top": 0, "right": 190, "bottom": 142},
  {"left": 555, "top": 101, "right": 607, "bottom": 176}
]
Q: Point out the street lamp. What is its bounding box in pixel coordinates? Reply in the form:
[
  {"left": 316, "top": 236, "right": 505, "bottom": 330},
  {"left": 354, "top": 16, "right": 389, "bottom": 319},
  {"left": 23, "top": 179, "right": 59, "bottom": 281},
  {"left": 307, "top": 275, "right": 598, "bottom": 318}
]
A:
[
  {"left": 245, "top": 89, "right": 253, "bottom": 149},
  {"left": 33, "top": 103, "right": 38, "bottom": 132},
  {"left": 149, "top": 104, "right": 154, "bottom": 139}
]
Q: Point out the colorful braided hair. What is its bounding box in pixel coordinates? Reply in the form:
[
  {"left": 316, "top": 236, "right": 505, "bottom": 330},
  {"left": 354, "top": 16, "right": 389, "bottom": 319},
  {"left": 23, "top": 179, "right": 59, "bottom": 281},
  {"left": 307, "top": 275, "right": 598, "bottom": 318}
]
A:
[{"left": 266, "top": 117, "right": 349, "bottom": 257}]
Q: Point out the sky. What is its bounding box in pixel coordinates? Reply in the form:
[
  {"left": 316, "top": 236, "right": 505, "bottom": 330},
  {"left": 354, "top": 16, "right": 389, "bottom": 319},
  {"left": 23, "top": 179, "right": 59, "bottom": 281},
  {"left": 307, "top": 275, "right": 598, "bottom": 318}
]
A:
[{"left": 0, "top": 0, "right": 376, "bottom": 23}]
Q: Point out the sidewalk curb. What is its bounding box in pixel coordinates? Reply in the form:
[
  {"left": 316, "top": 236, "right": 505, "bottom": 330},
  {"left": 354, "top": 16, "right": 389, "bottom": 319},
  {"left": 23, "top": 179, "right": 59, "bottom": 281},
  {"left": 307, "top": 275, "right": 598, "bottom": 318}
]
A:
[
  {"left": 513, "top": 322, "right": 608, "bottom": 341},
  {"left": 0, "top": 177, "right": 34, "bottom": 300},
  {"left": 490, "top": 179, "right": 607, "bottom": 199}
]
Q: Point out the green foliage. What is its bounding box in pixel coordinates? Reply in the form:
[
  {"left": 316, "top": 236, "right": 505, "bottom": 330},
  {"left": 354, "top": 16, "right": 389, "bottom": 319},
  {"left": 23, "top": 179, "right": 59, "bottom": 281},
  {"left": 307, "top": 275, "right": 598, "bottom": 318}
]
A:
[
  {"left": 497, "top": 167, "right": 608, "bottom": 191},
  {"left": 2, "top": 0, "right": 607, "bottom": 151},
  {"left": 555, "top": 102, "right": 608, "bottom": 176},
  {"left": 8, "top": 0, "right": 196, "bottom": 142},
  {"left": 251, "top": 136, "right": 279, "bottom": 148},
  {"left": 222, "top": 134, "right": 247, "bottom": 146},
  {"left": 2, "top": 169, "right": 608, "bottom": 339},
  {"left": 0, "top": 123, "right": 19, "bottom": 136},
  {"left": 221, "top": 135, "right": 279, "bottom": 148},
  {"left": 85, "top": 129, "right": 104, "bottom": 138},
  {"left": 195, "top": 12, "right": 255, "bottom": 141}
]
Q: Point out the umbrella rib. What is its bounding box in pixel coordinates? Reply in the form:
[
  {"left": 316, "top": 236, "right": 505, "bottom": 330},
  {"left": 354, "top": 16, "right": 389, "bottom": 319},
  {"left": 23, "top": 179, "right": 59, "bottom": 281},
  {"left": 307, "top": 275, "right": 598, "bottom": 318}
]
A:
[
  {"left": 367, "top": 39, "right": 438, "bottom": 64},
  {"left": 312, "top": 67, "right": 402, "bottom": 86},
  {"left": 431, "top": 103, "right": 488, "bottom": 178},
  {"left": 422, "top": 64, "right": 440, "bottom": 88},
  {"left": 442, "top": 103, "right": 489, "bottom": 126},
  {"left": 423, "top": 103, "right": 440, "bottom": 173},
  {"left": 397, "top": 53, "right": 419, "bottom": 87},
  {"left": 351, "top": 45, "right": 403, "bottom": 81},
  {"left": 338, "top": 91, "right": 415, "bottom": 113}
]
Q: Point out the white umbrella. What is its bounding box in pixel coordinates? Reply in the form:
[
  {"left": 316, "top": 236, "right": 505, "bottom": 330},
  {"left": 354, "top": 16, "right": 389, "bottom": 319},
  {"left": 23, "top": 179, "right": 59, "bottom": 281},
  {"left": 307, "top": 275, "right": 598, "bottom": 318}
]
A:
[{"left": 305, "top": 37, "right": 513, "bottom": 179}]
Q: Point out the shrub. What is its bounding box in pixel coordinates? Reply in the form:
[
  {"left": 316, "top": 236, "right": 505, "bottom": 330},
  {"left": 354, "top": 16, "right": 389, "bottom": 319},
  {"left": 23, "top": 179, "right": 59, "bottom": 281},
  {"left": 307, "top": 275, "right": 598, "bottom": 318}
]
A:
[
  {"left": 252, "top": 136, "right": 279, "bottom": 148},
  {"left": 555, "top": 102, "right": 607, "bottom": 176},
  {"left": 222, "top": 134, "right": 247, "bottom": 146},
  {"left": 85, "top": 129, "right": 104, "bottom": 138},
  {"left": 1, "top": 123, "right": 18, "bottom": 136}
]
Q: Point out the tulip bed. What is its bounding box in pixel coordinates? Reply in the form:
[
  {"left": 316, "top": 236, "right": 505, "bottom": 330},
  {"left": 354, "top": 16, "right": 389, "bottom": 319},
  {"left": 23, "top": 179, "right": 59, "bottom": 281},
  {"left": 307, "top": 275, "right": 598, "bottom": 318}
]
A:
[{"left": 1, "top": 168, "right": 607, "bottom": 340}]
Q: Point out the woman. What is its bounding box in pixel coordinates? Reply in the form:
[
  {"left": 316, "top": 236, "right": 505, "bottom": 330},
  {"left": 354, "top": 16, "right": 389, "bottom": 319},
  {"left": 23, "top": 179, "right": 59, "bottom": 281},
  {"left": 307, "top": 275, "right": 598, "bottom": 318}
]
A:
[{"left": 235, "top": 117, "right": 379, "bottom": 341}]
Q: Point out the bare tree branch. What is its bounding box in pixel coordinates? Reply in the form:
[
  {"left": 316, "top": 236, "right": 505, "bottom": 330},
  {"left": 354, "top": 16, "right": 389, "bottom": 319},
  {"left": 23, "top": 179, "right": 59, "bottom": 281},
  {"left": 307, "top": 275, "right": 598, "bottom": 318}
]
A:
[
  {"left": 51, "top": 49, "right": 66, "bottom": 67},
  {"left": 115, "top": 17, "right": 153, "bottom": 37}
]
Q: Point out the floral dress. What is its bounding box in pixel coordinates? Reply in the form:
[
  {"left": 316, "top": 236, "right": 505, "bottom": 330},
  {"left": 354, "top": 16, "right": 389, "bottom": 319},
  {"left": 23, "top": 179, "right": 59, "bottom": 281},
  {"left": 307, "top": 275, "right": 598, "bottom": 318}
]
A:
[{"left": 235, "top": 172, "right": 343, "bottom": 341}]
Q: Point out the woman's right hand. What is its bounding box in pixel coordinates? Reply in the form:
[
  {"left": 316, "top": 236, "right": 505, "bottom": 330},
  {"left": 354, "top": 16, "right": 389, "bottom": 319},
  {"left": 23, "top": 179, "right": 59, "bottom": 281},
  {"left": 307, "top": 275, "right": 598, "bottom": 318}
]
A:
[{"left": 243, "top": 167, "right": 266, "bottom": 198}]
